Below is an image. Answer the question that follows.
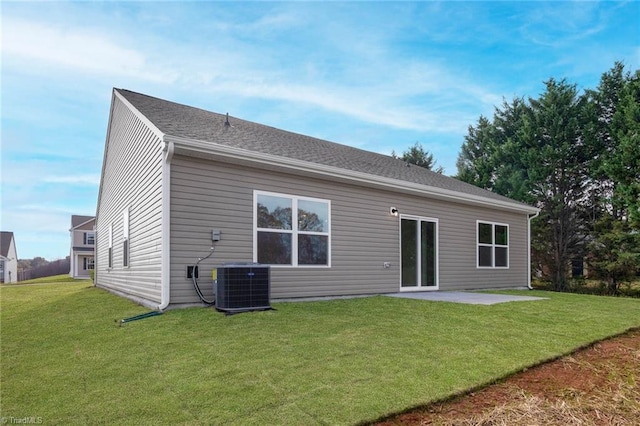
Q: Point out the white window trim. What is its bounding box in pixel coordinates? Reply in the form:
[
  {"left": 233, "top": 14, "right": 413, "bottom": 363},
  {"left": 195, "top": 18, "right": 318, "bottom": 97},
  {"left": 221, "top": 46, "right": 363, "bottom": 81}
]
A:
[
  {"left": 123, "top": 208, "right": 129, "bottom": 240},
  {"left": 476, "top": 220, "right": 509, "bottom": 269},
  {"left": 108, "top": 224, "right": 113, "bottom": 269},
  {"left": 253, "top": 190, "right": 331, "bottom": 268},
  {"left": 398, "top": 214, "right": 439, "bottom": 291}
]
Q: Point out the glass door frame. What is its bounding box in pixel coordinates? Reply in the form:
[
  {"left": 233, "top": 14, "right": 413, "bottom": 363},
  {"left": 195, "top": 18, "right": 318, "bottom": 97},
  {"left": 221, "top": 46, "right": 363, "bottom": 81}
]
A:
[{"left": 399, "top": 214, "right": 439, "bottom": 291}]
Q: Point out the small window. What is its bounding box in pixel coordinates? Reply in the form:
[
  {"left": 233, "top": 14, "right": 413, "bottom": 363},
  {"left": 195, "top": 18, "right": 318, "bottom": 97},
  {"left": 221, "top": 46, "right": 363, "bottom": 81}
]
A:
[
  {"left": 83, "top": 257, "right": 95, "bottom": 270},
  {"left": 123, "top": 209, "right": 130, "bottom": 267},
  {"left": 85, "top": 232, "right": 95, "bottom": 245},
  {"left": 123, "top": 240, "right": 129, "bottom": 267},
  {"left": 477, "top": 221, "right": 509, "bottom": 268},
  {"left": 108, "top": 224, "right": 113, "bottom": 268},
  {"left": 255, "top": 191, "right": 330, "bottom": 267}
]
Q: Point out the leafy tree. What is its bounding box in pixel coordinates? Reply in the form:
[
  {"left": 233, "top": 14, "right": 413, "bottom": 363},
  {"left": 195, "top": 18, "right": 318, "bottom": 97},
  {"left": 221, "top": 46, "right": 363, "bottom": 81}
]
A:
[
  {"left": 456, "top": 115, "right": 496, "bottom": 189},
  {"left": 585, "top": 61, "right": 629, "bottom": 222},
  {"left": 523, "top": 79, "right": 592, "bottom": 291},
  {"left": 457, "top": 80, "right": 593, "bottom": 291},
  {"left": 18, "top": 257, "right": 49, "bottom": 271},
  {"left": 608, "top": 69, "right": 640, "bottom": 228},
  {"left": 588, "top": 217, "right": 640, "bottom": 294},
  {"left": 586, "top": 67, "right": 640, "bottom": 291},
  {"left": 393, "top": 142, "right": 443, "bottom": 173},
  {"left": 456, "top": 98, "right": 532, "bottom": 201},
  {"left": 257, "top": 204, "right": 292, "bottom": 230},
  {"left": 456, "top": 62, "right": 639, "bottom": 293}
]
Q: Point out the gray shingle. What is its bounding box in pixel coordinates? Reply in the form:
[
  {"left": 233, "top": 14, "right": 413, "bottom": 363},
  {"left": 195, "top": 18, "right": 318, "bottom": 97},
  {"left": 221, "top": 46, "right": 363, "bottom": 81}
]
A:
[
  {"left": 71, "top": 215, "right": 95, "bottom": 229},
  {"left": 116, "top": 89, "right": 531, "bottom": 208},
  {"left": 0, "top": 232, "right": 14, "bottom": 258}
]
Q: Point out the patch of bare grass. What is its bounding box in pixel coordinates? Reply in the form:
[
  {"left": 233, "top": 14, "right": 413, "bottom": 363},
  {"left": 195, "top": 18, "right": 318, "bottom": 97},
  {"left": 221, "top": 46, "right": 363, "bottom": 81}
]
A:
[
  {"left": 431, "top": 333, "right": 640, "bottom": 426},
  {"left": 449, "top": 385, "right": 639, "bottom": 426}
]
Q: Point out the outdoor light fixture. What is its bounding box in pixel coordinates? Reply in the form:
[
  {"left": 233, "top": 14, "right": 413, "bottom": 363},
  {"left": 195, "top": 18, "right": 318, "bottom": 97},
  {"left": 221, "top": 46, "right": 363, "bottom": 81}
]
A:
[{"left": 390, "top": 207, "right": 399, "bottom": 217}]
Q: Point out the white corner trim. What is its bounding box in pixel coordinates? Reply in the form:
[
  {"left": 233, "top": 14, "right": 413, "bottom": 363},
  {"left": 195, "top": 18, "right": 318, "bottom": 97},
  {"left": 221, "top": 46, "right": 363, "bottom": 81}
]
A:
[
  {"left": 113, "top": 90, "right": 165, "bottom": 141},
  {"left": 527, "top": 211, "right": 540, "bottom": 289},
  {"left": 158, "top": 141, "right": 172, "bottom": 311}
]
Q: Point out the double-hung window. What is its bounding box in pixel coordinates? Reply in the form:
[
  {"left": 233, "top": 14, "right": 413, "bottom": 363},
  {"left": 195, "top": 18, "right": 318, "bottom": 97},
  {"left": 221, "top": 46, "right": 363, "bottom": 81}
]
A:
[
  {"left": 84, "top": 232, "right": 95, "bottom": 245},
  {"left": 254, "top": 191, "right": 330, "bottom": 266},
  {"left": 83, "top": 257, "right": 95, "bottom": 270},
  {"left": 477, "top": 221, "right": 509, "bottom": 268}
]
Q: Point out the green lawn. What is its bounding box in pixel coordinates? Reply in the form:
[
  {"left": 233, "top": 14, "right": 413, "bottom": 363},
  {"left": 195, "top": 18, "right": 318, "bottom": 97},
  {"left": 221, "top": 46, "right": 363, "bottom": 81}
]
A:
[
  {"left": 8, "top": 274, "right": 91, "bottom": 285},
  {"left": 2, "top": 281, "right": 640, "bottom": 425}
]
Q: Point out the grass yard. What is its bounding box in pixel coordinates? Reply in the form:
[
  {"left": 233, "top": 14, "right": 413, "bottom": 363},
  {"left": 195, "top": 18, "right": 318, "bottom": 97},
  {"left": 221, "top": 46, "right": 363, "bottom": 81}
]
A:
[
  {"left": 2, "top": 281, "right": 640, "bottom": 425},
  {"left": 6, "top": 274, "right": 91, "bottom": 285}
]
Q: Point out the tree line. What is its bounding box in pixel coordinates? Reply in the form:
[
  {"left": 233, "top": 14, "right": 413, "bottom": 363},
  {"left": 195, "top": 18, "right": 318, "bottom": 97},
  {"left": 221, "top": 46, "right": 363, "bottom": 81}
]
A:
[
  {"left": 396, "top": 62, "right": 638, "bottom": 294},
  {"left": 454, "top": 61, "right": 639, "bottom": 293},
  {"left": 18, "top": 256, "right": 70, "bottom": 281}
]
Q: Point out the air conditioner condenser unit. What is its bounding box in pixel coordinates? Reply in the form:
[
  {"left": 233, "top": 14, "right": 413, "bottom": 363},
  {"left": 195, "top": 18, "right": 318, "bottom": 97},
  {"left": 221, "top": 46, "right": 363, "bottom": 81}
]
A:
[{"left": 214, "top": 263, "right": 271, "bottom": 313}]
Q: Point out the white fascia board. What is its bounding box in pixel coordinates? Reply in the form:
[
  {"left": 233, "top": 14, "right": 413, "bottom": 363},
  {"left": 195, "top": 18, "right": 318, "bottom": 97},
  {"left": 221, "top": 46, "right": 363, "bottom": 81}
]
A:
[
  {"left": 166, "top": 135, "right": 540, "bottom": 215},
  {"left": 97, "top": 90, "right": 166, "bottom": 220},
  {"left": 113, "top": 90, "right": 165, "bottom": 140}
]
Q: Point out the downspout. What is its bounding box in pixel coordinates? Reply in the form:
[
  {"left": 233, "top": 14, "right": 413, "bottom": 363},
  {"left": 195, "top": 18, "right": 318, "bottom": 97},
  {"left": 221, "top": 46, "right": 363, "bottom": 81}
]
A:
[
  {"left": 158, "top": 139, "right": 174, "bottom": 311},
  {"left": 527, "top": 211, "right": 540, "bottom": 289}
]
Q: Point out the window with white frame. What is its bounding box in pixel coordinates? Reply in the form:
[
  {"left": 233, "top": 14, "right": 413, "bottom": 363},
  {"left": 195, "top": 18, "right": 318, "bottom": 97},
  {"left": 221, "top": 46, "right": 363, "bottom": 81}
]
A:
[
  {"left": 254, "top": 191, "right": 330, "bottom": 266},
  {"left": 84, "top": 232, "right": 95, "bottom": 245},
  {"left": 477, "top": 221, "right": 509, "bottom": 268},
  {"left": 83, "top": 257, "right": 95, "bottom": 270}
]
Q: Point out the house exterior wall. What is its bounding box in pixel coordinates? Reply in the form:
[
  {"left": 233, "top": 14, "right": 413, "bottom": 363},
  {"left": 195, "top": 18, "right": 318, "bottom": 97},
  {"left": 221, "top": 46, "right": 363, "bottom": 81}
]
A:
[
  {"left": 71, "top": 254, "right": 94, "bottom": 278},
  {"left": 72, "top": 229, "right": 94, "bottom": 247},
  {"left": 95, "top": 94, "right": 164, "bottom": 304},
  {"left": 169, "top": 155, "right": 530, "bottom": 304},
  {"left": 0, "top": 238, "right": 18, "bottom": 284},
  {"left": 70, "top": 220, "right": 95, "bottom": 279}
]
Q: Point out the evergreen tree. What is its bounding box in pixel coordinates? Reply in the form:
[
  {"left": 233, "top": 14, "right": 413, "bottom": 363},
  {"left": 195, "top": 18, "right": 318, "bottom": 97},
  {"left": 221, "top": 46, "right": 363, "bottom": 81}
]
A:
[
  {"left": 586, "top": 68, "right": 640, "bottom": 292},
  {"left": 456, "top": 115, "right": 496, "bottom": 189},
  {"left": 394, "top": 142, "right": 443, "bottom": 173},
  {"left": 456, "top": 62, "right": 638, "bottom": 293},
  {"left": 523, "top": 78, "right": 591, "bottom": 291}
]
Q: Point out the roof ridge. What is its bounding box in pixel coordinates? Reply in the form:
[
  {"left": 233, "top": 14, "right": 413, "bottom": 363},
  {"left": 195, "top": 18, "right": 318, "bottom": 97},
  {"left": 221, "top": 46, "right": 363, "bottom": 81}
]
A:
[{"left": 116, "top": 89, "right": 535, "bottom": 211}]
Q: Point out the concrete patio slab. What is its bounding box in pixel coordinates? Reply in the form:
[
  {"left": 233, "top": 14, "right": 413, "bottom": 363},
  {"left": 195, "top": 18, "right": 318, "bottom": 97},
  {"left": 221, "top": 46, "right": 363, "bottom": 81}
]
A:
[{"left": 385, "top": 291, "right": 547, "bottom": 305}]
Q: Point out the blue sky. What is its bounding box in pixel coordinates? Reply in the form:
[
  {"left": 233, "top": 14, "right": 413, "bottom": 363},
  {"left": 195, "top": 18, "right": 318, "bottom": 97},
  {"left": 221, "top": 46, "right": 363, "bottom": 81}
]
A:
[{"left": 1, "top": 1, "right": 638, "bottom": 260}]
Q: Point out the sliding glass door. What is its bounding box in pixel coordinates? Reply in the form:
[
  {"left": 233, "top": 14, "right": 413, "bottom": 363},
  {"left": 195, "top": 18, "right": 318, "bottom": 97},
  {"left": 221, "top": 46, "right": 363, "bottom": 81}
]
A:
[{"left": 401, "top": 216, "right": 438, "bottom": 290}]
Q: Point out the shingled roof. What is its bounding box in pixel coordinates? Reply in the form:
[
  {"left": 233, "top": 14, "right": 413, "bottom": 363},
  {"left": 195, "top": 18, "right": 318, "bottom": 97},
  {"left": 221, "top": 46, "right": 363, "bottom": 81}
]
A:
[
  {"left": 116, "top": 89, "right": 534, "bottom": 210},
  {"left": 0, "top": 232, "right": 15, "bottom": 259},
  {"left": 71, "top": 215, "right": 95, "bottom": 229}
]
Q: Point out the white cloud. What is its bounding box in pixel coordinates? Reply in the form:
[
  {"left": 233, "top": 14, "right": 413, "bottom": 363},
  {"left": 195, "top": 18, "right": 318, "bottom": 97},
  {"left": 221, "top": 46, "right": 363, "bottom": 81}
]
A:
[
  {"left": 2, "top": 18, "right": 177, "bottom": 83},
  {"left": 43, "top": 174, "right": 101, "bottom": 186},
  {"left": 2, "top": 11, "right": 500, "bottom": 137}
]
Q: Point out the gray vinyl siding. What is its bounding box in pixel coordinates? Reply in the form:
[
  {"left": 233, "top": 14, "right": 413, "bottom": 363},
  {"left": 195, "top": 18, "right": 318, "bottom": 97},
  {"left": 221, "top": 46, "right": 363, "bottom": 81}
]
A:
[
  {"left": 170, "top": 155, "right": 530, "bottom": 303},
  {"left": 95, "top": 95, "right": 164, "bottom": 305}
]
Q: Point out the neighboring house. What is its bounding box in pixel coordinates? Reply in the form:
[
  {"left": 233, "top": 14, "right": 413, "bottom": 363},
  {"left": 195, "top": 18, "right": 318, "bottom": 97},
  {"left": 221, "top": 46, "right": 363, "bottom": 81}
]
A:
[
  {"left": 0, "top": 232, "right": 18, "bottom": 283},
  {"left": 95, "top": 88, "right": 540, "bottom": 310},
  {"left": 69, "top": 215, "right": 95, "bottom": 279}
]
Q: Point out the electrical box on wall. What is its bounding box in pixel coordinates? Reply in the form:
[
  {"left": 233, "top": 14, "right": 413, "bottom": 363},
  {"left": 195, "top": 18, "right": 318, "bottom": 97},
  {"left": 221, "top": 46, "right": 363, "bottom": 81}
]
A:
[
  {"left": 186, "top": 265, "right": 199, "bottom": 279},
  {"left": 211, "top": 230, "right": 221, "bottom": 242}
]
